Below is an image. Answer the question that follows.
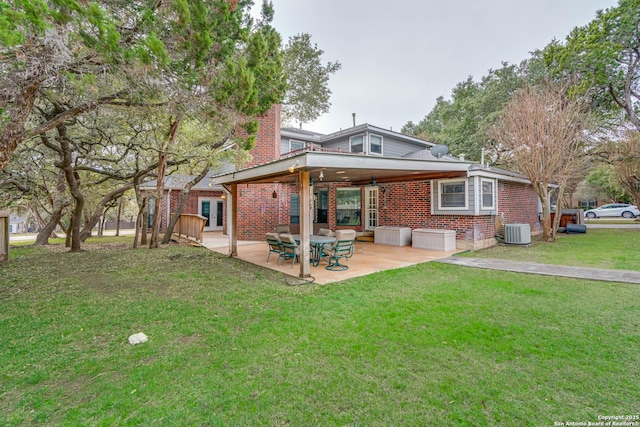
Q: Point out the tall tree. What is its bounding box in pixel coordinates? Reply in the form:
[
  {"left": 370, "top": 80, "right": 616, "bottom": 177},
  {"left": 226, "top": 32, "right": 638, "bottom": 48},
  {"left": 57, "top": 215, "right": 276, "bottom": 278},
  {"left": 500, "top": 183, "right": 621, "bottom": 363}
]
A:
[
  {"left": 403, "top": 61, "right": 536, "bottom": 161},
  {"left": 584, "top": 163, "right": 630, "bottom": 203},
  {"left": 597, "top": 130, "right": 640, "bottom": 206},
  {"left": 281, "top": 33, "right": 341, "bottom": 127},
  {"left": 544, "top": 0, "right": 640, "bottom": 130},
  {"left": 491, "top": 84, "right": 591, "bottom": 242},
  {"left": 0, "top": 0, "right": 286, "bottom": 172},
  {"left": 1, "top": 1, "right": 286, "bottom": 251}
]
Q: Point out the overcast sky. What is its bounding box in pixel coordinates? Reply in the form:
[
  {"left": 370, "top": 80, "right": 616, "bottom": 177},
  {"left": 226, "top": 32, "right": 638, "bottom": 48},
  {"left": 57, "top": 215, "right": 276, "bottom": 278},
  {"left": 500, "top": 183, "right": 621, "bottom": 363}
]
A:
[{"left": 266, "top": 0, "right": 619, "bottom": 134}]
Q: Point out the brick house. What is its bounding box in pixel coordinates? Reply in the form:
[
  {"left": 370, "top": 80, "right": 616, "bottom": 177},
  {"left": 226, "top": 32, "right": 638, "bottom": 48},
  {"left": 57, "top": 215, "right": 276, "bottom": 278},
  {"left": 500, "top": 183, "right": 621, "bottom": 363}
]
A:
[{"left": 144, "top": 104, "right": 542, "bottom": 252}]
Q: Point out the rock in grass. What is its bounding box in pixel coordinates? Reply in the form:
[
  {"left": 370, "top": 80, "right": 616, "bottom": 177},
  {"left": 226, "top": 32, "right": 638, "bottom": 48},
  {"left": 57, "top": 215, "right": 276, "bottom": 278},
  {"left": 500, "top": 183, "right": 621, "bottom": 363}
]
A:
[{"left": 128, "top": 332, "right": 148, "bottom": 345}]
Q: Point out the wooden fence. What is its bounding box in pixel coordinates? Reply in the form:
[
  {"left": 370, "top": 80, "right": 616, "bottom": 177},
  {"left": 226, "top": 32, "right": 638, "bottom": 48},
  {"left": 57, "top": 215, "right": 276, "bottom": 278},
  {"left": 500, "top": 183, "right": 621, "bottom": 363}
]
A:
[
  {"left": 0, "top": 210, "right": 9, "bottom": 262},
  {"left": 172, "top": 214, "right": 208, "bottom": 243}
]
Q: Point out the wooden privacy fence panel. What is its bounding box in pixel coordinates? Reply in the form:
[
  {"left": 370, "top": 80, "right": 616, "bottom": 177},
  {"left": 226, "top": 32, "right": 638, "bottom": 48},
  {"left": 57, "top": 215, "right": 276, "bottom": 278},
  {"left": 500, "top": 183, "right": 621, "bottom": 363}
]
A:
[
  {"left": 0, "top": 210, "right": 9, "bottom": 262},
  {"left": 172, "top": 214, "right": 207, "bottom": 243}
]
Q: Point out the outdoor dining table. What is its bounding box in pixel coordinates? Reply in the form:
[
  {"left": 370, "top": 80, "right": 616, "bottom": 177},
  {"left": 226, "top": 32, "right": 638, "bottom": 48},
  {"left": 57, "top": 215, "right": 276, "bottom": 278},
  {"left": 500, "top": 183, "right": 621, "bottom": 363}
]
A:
[{"left": 292, "top": 234, "right": 336, "bottom": 267}]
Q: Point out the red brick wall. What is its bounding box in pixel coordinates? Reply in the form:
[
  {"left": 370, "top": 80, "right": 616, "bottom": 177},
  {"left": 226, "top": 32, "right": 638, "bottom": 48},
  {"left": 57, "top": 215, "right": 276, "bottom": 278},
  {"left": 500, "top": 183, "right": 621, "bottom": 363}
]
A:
[
  {"left": 146, "top": 189, "right": 225, "bottom": 230},
  {"left": 375, "top": 179, "right": 541, "bottom": 242},
  {"left": 242, "top": 104, "right": 281, "bottom": 167},
  {"left": 169, "top": 190, "right": 223, "bottom": 216},
  {"left": 497, "top": 181, "right": 541, "bottom": 233},
  {"left": 379, "top": 181, "right": 431, "bottom": 228},
  {"left": 148, "top": 177, "right": 541, "bottom": 246},
  {"left": 237, "top": 183, "right": 283, "bottom": 240}
]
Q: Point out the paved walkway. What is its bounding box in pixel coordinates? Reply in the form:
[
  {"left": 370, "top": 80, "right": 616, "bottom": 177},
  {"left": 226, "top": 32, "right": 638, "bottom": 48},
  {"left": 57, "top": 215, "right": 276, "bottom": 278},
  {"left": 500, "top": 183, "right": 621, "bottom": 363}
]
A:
[{"left": 435, "top": 257, "right": 640, "bottom": 284}]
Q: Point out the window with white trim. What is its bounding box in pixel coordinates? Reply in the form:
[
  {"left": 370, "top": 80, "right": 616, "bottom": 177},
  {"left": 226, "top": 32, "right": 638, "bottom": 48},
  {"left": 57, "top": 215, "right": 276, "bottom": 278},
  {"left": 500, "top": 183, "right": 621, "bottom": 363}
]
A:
[
  {"left": 336, "top": 188, "right": 361, "bottom": 225},
  {"left": 290, "top": 194, "right": 299, "bottom": 224},
  {"left": 369, "top": 134, "right": 383, "bottom": 155},
  {"left": 438, "top": 179, "right": 468, "bottom": 209},
  {"left": 289, "top": 139, "right": 306, "bottom": 152},
  {"left": 480, "top": 179, "right": 495, "bottom": 210},
  {"left": 350, "top": 135, "right": 364, "bottom": 153}
]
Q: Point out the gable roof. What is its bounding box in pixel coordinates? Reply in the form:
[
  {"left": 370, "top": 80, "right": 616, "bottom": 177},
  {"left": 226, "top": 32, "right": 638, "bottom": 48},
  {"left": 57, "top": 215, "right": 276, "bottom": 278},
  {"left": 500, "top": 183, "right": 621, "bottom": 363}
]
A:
[
  {"left": 140, "top": 172, "right": 224, "bottom": 191},
  {"left": 282, "top": 123, "right": 434, "bottom": 149}
]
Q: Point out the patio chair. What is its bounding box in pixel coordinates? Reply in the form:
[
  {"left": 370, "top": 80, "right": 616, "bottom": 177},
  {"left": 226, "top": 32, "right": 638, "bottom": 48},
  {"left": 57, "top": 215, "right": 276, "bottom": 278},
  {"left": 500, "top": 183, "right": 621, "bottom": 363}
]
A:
[
  {"left": 275, "top": 224, "right": 291, "bottom": 235},
  {"left": 265, "top": 232, "right": 283, "bottom": 263},
  {"left": 317, "top": 228, "right": 333, "bottom": 237},
  {"left": 278, "top": 233, "right": 300, "bottom": 268},
  {"left": 321, "top": 229, "right": 356, "bottom": 271}
]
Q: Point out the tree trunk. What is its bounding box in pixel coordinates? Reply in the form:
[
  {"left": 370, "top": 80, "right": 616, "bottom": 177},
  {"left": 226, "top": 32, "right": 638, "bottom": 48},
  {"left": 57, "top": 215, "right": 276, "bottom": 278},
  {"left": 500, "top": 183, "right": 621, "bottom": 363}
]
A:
[
  {"left": 150, "top": 117, "right": 180, "bottom": 248},
  {"left": 79, "top": 184, "right": 134, "bottom": 242},
  {"left": 149, "top": 152, "right": 167, "bottom": 248},
  {"left": 133, "top": 183, "right": 145, "bottom": 249},
  {"left": 69, "top": 193, "right": 85, "bottom": 251},
  {"left": 141, "top": 209, "right": 149, "bottom": 245},
  {"left": 537, "top": 182, "right": 554, "bottom": 242},
  {"left": 98, "top": 214, "right": 105, "bottom": 237},
  {"left": 65, "top": 216, "right": 73, "bottom": 248},
  {"left": 161, "top": 165, "right": 209, "bottom": 244},
  {"left": 550, "top": 185, "right": 566, "bottom": 241},
  {"left": 115, "top": 197, "right": 124, "bottom": 237},
  {"left": 35, "top": 204, "right": 66, "bottom": 246},
  {"left": 29, "top": 201, "right": 48, "bottom": 233},
  {"left": 0, "top": 77, "right": 42, "bottom": 172}
]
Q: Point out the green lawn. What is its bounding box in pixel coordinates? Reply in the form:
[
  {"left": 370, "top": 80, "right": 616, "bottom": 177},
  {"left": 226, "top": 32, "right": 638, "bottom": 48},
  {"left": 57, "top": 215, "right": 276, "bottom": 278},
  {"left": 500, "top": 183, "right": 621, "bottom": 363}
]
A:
[
  {"left": 462, "top": 228, "right": 640, "bottom": 271},
  {"left": 1, "top": 237, "right": 639, "bottom": 426}
]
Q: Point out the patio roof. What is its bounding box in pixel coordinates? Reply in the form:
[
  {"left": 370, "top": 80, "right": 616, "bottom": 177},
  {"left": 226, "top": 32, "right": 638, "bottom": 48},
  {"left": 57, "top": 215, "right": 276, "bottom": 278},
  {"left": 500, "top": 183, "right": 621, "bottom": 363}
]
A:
[{"left": 210, "top": 151, "right": 472, "bottom": 186}]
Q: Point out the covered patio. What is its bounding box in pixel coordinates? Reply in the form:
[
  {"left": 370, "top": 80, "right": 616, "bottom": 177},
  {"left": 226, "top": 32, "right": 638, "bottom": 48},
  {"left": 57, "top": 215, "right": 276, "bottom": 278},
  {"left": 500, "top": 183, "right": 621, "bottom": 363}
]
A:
[
  {"left": 201, "top": 231, "right": 460, "bottom": 284},
  {"left": 211, "top": 151, "right": 470, "bottom": 279}
]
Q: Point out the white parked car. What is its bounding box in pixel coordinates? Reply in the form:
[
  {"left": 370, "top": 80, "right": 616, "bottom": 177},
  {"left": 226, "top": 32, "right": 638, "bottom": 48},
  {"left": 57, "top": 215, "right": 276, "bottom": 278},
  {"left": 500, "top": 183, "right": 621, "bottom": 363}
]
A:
[{"left": 584, "top": 203, "right": 640, "bottom": 219}]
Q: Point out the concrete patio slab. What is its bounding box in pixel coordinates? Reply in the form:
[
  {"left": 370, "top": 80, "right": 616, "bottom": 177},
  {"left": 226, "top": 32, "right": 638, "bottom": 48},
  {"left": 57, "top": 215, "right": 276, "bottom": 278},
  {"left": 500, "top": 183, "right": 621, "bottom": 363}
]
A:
[{"left": 201, "top": 232, "right": 460, "bottom": 284}]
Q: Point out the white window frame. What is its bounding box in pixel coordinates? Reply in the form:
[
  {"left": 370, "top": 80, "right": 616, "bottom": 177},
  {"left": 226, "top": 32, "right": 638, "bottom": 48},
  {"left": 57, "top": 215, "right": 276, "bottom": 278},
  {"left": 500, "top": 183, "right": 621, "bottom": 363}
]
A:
[
  {"left": 438, "top": 179, "right": 468, "bottom": 210},
  {"left": 349, "top": 134, "right": 364, "bottom": 153},
  {"left": 369, "top": 133, "right": 383, "bottom": 155},
  {"left": 480, "top": 178, "right": 496, "bottom": 210}
]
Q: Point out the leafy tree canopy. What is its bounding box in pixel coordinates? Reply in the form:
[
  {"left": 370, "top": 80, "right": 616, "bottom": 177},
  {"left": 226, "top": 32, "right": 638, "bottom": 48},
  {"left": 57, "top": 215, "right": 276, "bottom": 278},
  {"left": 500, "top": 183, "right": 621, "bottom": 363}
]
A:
[
  {"left": 281, "top": 33, "right": 341, "bottom": 127},
  {"left": 544, "top": 0, "right": 640, "bottom": 130},
  {"left": 401, "top": 60, "right": 538, "bottom": 161},
  {"left": 0, "top": 0, "right": 286, "bottom": 171}
]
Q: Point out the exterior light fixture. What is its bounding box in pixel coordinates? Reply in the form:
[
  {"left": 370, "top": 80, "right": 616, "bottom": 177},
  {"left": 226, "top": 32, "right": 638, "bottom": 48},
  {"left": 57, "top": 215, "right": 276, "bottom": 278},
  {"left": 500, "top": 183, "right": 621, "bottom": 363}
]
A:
[
  {"left": 288, "top": 160, "right": 299, "bottom": 173},
  {"left": 272, "top": 191, "right": 278, "bottom": 198},
  {"left": 319, "top": 171, "right": 324, "bottom": 181}
]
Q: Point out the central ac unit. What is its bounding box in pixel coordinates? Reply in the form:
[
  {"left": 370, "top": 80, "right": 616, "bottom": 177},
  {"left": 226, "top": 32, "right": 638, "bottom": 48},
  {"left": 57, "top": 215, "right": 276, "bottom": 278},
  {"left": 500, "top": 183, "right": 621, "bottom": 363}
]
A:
[{"left": 504, "top": 224, "right": 531, "bottom": 245}]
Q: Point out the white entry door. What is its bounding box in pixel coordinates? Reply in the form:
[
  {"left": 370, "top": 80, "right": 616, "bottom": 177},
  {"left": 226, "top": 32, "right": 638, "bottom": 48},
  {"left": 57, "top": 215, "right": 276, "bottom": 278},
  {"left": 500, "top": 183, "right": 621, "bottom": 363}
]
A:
[
  {"left": 199, "top": 198, "right": 224, "bottom": 231},
  {"left": 364, "top": 186, "right": 379, "bottom": 231}
]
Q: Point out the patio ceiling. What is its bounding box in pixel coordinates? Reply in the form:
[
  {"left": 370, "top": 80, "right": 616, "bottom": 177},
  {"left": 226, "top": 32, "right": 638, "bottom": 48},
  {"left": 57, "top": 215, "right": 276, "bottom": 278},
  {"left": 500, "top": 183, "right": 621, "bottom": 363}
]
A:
[{"left": 211, "top": 151, "right": 472, "bottom": 186}]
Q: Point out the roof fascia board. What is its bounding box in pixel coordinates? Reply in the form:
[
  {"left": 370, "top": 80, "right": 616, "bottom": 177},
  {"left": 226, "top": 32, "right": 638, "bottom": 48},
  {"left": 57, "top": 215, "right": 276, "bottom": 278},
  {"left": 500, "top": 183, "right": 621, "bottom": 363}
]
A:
[
  {"left": 467, "top": 169, "right": 531, "bottom": 184},
  {"left": 320, "top": 124, "right": 433, "bottom": 148},
  {"left": 304, "top": 152, "right": 470, "bottom": 173},
  {"left": 212, "top": 152, "right": 471, "bottom": 184}
]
